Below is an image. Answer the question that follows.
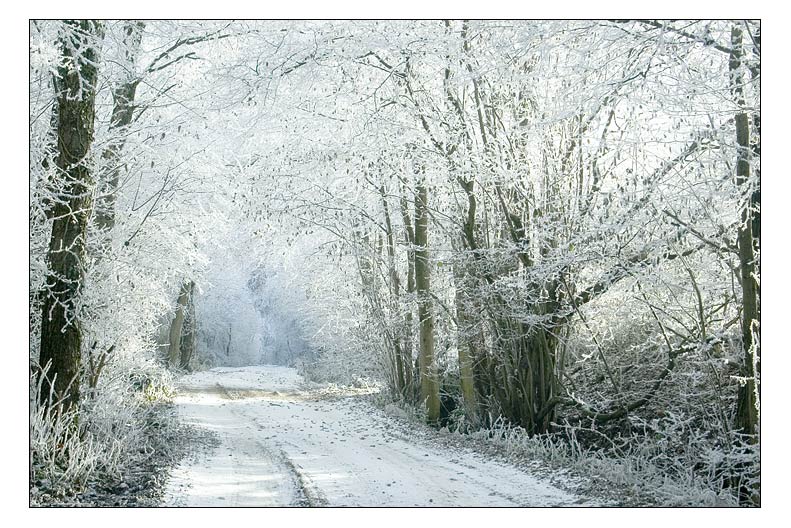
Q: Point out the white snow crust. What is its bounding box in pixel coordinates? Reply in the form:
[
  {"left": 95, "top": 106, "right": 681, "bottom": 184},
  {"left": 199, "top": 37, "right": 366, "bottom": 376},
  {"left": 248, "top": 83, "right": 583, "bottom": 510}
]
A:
[{"left": 163, "top": 365, "right": 589, "bottom": 507}]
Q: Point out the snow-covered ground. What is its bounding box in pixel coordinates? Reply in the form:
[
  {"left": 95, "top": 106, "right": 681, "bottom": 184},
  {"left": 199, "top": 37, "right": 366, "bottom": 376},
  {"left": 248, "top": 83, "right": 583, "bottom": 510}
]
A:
[{"left": 163, "top": 365, "right": 591, "bottom": 507}]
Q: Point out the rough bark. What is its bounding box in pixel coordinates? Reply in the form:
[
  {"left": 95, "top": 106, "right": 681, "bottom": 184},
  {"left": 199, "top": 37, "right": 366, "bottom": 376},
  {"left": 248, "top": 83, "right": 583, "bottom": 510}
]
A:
[
  {"left": 730, "top": 24, "right": 760, "bottom": 440},
  {"left": 168, "top": 280, "right": 192, "bottom": 367},
  {"left": 452, "top": 179, "right": 482, "bottom": 426},
  {"left": 94, "top": 21, "right": 145, "bottom": 234},
  {"left": 414, "top": 173, "right": 440, "bottom": 424},
  {"left": 38, "top": 20, "right": 104, "bottom": 410},
  {"left": 729, "top": 23, "right": 760, "bottom": 507},
  {"left": 399, "top": 187, "right": 417, "bottom": 400},
  {"left": 453, "top": 269, "right": 480, "bottom": 427},
  {"left": 179, "top": 282, "right": 196, "bottom": 370},
  {"left": 380, "top": 186, "right": 409, "bottom": 397}
]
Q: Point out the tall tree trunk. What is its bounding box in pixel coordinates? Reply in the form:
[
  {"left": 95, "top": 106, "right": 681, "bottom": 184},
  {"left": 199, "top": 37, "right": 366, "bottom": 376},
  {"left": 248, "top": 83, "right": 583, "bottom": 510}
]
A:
[
  {"left": 380, "top": 186, "right": 408, "bottom": 396},
  {"left": 454, "top": 267, "right": 480, "bottom": 428},
  {"left": 730, "top": 24, "right": 760, "bottom": 439},
  {"left": 179, "top": 282, "right": 196, "bottom": 370},
  {"left": 414, "top": 172, "right": 440, "bottom": 424},
  {"left": 729, "top": 23, "right": 760, "bottom": 506},
  {"left": 452, "top": 179, "right": 483, "bottom": 426},
  {"left": 400, "top": 187, "right": 417, "bottom": 400},
  {"left": 168, "top": 280, "right": 192, "bottom": 367},
  {"left": 38, "top": 20, "right": 104, "bottom": 410},
  {"left": 95, "top": 21, "right": 145, "bottom": 235}
]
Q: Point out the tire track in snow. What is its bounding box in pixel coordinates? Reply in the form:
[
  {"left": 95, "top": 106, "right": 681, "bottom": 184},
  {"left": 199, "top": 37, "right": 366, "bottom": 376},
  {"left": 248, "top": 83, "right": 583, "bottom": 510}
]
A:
[
  {"left": 280, "top": 454, "right": 328, "bottom": 507},
  {"left": 224, "top": 400, "right": 325, "bottom": 507},
  {"left": 165, "top": 366, "right": 594, "bottom": 507}
]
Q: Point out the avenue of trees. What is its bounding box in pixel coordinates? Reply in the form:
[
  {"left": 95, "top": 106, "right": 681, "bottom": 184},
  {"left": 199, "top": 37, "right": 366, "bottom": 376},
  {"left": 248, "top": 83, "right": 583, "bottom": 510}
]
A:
[{"left": 29, "top": 20, "right": 759, "bottom": 505}]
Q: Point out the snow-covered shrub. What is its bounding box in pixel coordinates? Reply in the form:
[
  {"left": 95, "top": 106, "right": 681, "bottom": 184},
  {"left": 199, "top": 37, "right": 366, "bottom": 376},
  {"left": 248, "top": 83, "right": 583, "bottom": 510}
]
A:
[
  {"left": 30, "top": 344, "right": 178, "bottom": 503},
  {"left": 30, "top": 372, "right": 104, "bottom": 494},
  {"left": 461, "top": 412, "right": 749, "bottom": 506}
]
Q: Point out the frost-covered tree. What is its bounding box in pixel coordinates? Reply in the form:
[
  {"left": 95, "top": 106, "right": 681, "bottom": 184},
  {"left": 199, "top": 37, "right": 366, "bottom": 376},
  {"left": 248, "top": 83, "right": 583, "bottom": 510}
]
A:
[
  {"left": 29, "top": 19, "right": 760, "bottom": 506},
  {"left": 37, "top": 20, "right": 104, "bottom": 410}
]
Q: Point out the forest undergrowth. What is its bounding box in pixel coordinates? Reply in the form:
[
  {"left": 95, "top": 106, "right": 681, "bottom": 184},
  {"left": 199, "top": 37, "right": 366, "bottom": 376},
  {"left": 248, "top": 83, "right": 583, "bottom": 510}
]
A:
[
  {"left": 29, "top": 360, "right": 206, "bottom": 507},
  {"left": 369, "top": 387, "right": 756, "bottom": 507}
]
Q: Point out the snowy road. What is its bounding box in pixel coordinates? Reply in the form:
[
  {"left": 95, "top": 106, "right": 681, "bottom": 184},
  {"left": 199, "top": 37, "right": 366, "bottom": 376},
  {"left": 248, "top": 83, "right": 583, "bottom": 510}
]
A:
[{"left": 163, "top": 365, "right": 588, "bottom": 507}]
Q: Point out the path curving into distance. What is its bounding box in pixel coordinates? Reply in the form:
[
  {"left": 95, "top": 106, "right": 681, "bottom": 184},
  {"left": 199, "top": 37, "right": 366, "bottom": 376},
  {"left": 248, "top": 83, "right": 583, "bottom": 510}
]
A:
[{"left": 163, "top": 365, "right": 592, "bottom": 507}]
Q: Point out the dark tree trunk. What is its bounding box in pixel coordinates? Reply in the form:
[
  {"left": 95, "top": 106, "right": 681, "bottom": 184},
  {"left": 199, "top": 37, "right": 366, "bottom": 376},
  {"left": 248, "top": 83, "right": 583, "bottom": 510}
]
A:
[
  {"left": 94, "top": 21, "right": 145, "bottom": 235},
  {"left": 414, "top": 173, "right": 440, "bottom": 424},
  {"left": 380, "top": 186, "right": 408, "bottom": 397},
  {"left": 730, "top": 25, "right": 760, "bottom": 440},
  {"left": 38, "top": 20, "right": 104, "bottom": 410},
  {"left": 168, "top": 280, "right": 192, "bottom": 367},
  {"left": 226, "top": 324, "right": 233, "bottom": 358},
  {"left": 179, "top": 282, "right": 196, "bottom": 370},
  {"left": 400, "top": 188, "right": 417, "bottom": 401},
  {"left": 729, "top": 23, "right": 760, "bottom": 507}
]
